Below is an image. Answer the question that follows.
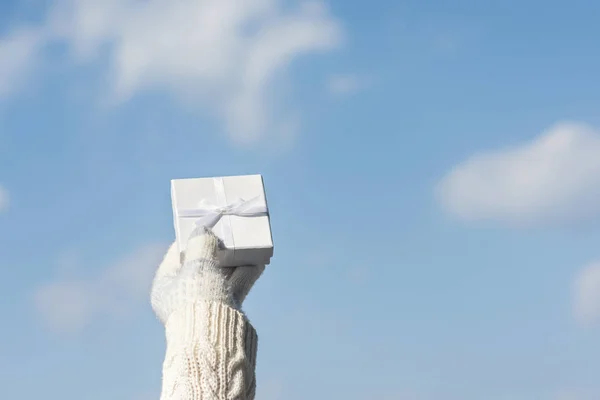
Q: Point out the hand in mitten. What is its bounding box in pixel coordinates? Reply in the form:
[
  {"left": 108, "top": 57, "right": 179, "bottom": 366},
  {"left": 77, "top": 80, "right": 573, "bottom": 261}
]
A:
[
  {"left": 151, "top": 226, "right": 265, "bottom": 325},
  {"left": 152, "top": 227, "right": 264, "bottom": 400}
]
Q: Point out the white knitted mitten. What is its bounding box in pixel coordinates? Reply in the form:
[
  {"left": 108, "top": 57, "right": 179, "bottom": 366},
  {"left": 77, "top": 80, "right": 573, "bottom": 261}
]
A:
[
  {"left": 151, "top": 227, "right": 265, "bottom": 400},
  {"left": 151, "top": 226, "right": 265, "bottom": 323}
]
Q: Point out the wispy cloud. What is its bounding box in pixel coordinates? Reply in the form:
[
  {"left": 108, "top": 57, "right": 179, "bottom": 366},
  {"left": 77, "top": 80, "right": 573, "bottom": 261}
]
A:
[
  {"left": 0, "top": 0, "right": 343, "bottom": 144},
  {"left": 574, "top": 262, "right": 600, "bottom": 326},
  {"left": 0, "top": 28, "right": 43, "bottom": 97},
  {"left": 326, "top": 73, "right": 367, "bottom": 96},
  {"left": 0, "top": 185, "right": 9, "bottom": 212},
  {"left": 31, "top": 242, "right": 166, "bottom": 335},
  {"left": 437, "top": 122, "right": 600, "bottom": 227}
]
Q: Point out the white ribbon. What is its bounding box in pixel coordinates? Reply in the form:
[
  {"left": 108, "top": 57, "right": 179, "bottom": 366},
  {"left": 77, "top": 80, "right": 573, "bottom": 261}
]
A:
[{"left": 178, "top": 196, "right": 268, "bottom": 229}]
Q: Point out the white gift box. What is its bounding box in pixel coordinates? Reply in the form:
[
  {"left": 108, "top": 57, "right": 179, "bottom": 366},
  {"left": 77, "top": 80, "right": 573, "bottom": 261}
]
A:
[{"left": 171, "top": 174, "right": 273, "bottom": 267}]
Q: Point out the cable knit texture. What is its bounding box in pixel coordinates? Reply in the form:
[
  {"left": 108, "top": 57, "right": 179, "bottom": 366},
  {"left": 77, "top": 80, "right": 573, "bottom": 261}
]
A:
[
  {"left": 151, "top": 227, "right": 264, "bottom": 400},
  {"left": 161, "top": 302, "right": 258, "bottom": 400}
]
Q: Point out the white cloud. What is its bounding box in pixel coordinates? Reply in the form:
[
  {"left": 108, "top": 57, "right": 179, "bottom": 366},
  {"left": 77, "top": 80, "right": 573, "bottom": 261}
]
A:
[
  {"left": 326, "top": 73, "right": 365, "bottom": 96},
  {"left": 33, "top": 280, "right": 95, "bottom": 334},
  {"left": 0, "top": 28, "right": 43, "bottom": 97},
  {"left": 573, "top": 262, "right": 600, "bottom": 326},
  {"left": 437, "top": 122, "right": 600, "bottom": 227},
  {"left": 32, "top": 242, "right": 166, "bottom": 335},
  {"left": 0, "top": 0, "right": 342, "bottom": 144},
  {"left": 0, "top": 185, "right": 8, "bottom": 212}
]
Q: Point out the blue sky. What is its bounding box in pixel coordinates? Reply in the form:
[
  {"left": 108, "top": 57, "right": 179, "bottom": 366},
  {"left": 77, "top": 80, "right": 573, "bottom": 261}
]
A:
[{"left": 2, "top": 0, "right": 600, "bottom": 399}]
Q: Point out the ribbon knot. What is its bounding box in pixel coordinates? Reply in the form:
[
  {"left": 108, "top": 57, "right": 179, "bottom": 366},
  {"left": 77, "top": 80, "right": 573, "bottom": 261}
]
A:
[{"left": 178, "top": 195, "right": 268, "bottom": 229}]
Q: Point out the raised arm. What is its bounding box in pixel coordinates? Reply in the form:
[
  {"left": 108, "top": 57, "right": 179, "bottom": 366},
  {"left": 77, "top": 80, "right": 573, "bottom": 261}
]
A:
[{"left": 151, "top": 228, "right": 265, "bottom": 400}]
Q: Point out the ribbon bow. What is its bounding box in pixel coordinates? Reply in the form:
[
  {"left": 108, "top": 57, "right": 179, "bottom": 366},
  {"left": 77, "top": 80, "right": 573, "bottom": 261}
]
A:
[{"left": 178, "top": 196, "right": 268, "bottom": 229}]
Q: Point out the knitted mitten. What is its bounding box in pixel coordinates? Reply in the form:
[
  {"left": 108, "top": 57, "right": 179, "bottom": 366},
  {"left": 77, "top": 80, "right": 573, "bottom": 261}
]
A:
[{"left": 151, "top": 227, "right": 265, "bottom": 400}]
